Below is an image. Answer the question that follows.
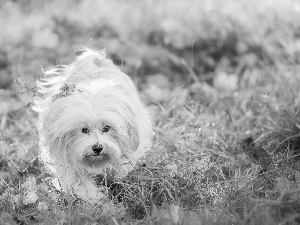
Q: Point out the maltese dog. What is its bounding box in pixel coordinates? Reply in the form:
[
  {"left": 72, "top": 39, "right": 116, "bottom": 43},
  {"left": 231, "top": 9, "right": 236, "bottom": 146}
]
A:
[{"left": 33, "top": 48, "right": 152, "bottom": 202}]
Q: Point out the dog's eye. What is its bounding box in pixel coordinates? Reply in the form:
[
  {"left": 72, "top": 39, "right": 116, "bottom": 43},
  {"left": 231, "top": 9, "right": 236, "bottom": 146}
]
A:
[
  {"left": 82, "top": 127, "right": 90, "bottom": 134},
  {"left": 102, "top": 125, "right": 110, "bottom": 133}
]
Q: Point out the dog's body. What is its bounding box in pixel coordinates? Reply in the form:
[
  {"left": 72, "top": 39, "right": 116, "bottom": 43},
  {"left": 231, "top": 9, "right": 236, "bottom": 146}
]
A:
[{"left": 33, "top": 49, "right": 152, "bottom": 201}]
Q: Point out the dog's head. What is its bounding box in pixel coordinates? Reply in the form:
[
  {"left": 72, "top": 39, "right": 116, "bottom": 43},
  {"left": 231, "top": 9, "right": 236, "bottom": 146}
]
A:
[{"left": 41, "top": 81, "right": 140, "bottom": 177}]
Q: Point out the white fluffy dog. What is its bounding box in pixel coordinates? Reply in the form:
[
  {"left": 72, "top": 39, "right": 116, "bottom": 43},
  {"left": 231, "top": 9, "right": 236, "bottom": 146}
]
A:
[{"left": 33, "top": 48, "right": 152, "bottom": 201}]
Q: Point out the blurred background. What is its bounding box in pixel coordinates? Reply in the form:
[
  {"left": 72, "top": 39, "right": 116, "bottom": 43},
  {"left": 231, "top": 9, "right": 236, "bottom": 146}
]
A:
[
  {"left": 1, "top": 0, "right": 300, "bottom": 98},
  {"left": 2, "top": 0, "right": 300, "bottom": 151}
]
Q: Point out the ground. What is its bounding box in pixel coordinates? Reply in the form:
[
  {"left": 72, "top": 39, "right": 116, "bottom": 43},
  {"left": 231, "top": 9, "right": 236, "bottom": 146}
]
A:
[{"left": 1, "top": 0, "right": 300, "bottom": 224}]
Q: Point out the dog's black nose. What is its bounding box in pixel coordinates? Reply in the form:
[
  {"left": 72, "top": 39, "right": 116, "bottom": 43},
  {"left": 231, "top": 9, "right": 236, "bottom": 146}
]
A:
[{"left": 92, "top": 144, "right": 103, "bottom": 155}]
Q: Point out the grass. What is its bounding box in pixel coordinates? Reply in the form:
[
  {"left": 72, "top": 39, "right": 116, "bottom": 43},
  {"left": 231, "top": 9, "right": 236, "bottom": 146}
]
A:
[{"left": 1, "top": 0, "right": 300, "bottom": 224}]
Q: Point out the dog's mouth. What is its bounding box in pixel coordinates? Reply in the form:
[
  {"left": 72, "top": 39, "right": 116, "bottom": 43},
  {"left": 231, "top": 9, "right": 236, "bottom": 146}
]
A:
[{"left": 82, "top": 153, "right": 111, "bottom": 167}]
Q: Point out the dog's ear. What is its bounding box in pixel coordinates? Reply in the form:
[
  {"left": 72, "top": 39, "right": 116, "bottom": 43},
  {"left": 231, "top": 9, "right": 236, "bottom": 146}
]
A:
[
  {"left": 42, "top": 100, "right": 76, "bottom": 157},
  {"left": 126, "top": 120, "right": 139, "bottom": 152}
]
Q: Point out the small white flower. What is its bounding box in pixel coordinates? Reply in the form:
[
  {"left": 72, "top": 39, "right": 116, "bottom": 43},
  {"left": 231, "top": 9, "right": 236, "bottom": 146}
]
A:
[
  {"left": 22, "top": 176, "right": 38, "bottom": 205},
  {"left": 166, "top": 163, "right": 178, "bottom": 176},
  {"left": 24, "top": 191, "right": 38, "bottom": 205},
  {"left": 22, "top": 176, "right": 37, "bottom": 191},
  {"left": 52, "top": 177, "right": 62, "bottom": 191}
]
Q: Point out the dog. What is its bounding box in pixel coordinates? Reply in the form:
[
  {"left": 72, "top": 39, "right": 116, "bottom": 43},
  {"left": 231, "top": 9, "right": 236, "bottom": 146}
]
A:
[{"left": 33, "top": 48, "right": 152, "bottom": 202}]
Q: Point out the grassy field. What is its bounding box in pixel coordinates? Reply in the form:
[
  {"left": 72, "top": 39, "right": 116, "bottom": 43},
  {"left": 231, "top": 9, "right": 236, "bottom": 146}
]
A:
[{"left": 1, "top": 0, "right": 300, "bottom": 224}]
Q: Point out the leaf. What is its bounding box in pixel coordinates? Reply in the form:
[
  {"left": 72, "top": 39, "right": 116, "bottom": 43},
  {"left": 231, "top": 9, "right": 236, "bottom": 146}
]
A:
[
  {"left": 37, "top": 202, "right": 48, "bottom": 211},
  {"left": 275, "top": 177, "right": 290, "bottom": 193}
]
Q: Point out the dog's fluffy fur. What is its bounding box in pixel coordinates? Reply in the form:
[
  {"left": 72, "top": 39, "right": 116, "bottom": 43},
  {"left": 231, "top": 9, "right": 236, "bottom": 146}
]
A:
[{"left": 33, "top": 48, "right": 152, "bottom": 201}]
